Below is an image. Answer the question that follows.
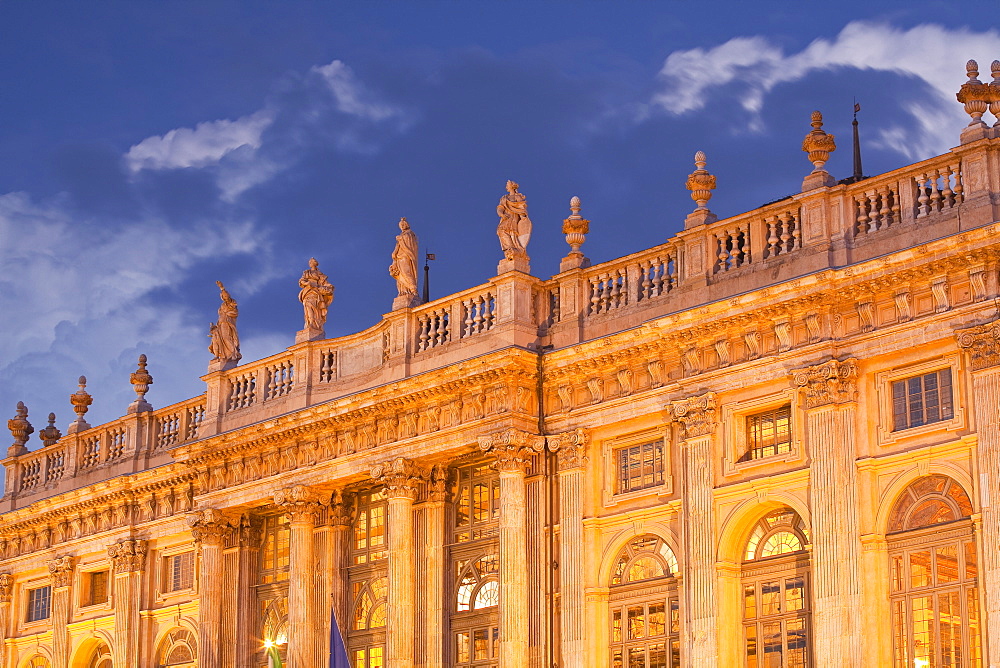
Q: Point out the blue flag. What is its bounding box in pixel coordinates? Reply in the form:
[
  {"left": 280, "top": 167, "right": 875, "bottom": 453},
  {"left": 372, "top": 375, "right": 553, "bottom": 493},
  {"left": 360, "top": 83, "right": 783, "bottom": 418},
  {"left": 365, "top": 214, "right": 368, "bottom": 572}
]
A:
[{"left": 330, "top": 608, "right": 351, "bottom": 668}]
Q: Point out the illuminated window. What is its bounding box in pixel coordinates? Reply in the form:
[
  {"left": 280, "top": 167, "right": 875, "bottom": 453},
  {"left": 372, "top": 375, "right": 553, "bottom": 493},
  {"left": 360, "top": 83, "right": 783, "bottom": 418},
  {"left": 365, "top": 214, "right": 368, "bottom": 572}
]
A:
[
  {"left": 165, "top": 551, "right": 194, "bottom": 592},
  {"left": 456, "top": 553, "right": 499, "bottom": 612},
  {"left": 156, "top": 628, "right": 197, "bottom": 667},
  {"left": 349, "top": 489, "right": 387, "bottom": 667},
  {"left": 352, "top": 646, "right": 385, "bottom": 668},
  {"left": 260, "top": 514, "right": 290, "bottom": 583},
  {"left": 25, "top": 585, "right": 51, "bottom": 622},
  {"left": 83, "top": 570, "right": 108, "bottom": 607},
  {"left": 615, "top": 440, "right": 665, "bottom": 494},
  {"left": 454, "top": 464, "right": 500, "bottom": 543},
  {"left": 454, "top": 626, "right": 499, "bottom": 667},
  {"left": 609, "top": 535, "right": 680, "bottom": 668},
  {"left": 23, "top": 656, "right": 50, "bottom": 668},
  {"left": 888, "top": 476, "right": 980, "bottom": 668},
  {"left": 739, "top": 405, "right": 791, "bottom": 462},
  {"left": 354, "top": 490, "right": 387, "bottom": 565},
  {"left": 352, "top": 577, "right": 388, "bottom": 631},
  {"left": 86, "top": 643, "right": 113, "bottom": 668},
  {"left": 892, "top": 369, "right": 954, "bottom": 431},
  {"left": 742, "top": 509, "right": 810, "bottom": 668}
]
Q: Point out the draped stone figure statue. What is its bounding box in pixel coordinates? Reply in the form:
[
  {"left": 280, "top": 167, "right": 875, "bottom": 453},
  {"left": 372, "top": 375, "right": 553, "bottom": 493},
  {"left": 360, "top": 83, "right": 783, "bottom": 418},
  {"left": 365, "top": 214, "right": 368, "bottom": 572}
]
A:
[
  {"left": 208, "top": 281, "right": 241, "bottom": 370},
  {"left": 297, "top": 257, "right": 334, "bottom": 342},
  {"left": 496, "top": 180, "right": 532, "bottom": 273},
  {"left": 389, "top": 217, "right": 419, "bottom": 310}
]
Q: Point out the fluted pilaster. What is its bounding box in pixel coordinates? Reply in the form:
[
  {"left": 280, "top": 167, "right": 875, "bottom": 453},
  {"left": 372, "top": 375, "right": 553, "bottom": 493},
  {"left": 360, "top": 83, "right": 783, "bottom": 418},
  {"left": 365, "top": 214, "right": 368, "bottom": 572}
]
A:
[
  {"left": 327, "top": 491, "right": 354, "bottom": 660},
  {"left": 48, "top": 556, "right": 73, "bottom": 668},
  {"left": 107, "top": 538, "right": 146, "bottom": 668},
  {"left": 188, "top": 510, "right": 235, "bottom": 668},
  {"left": 0, "top": 574, "right": 11, "bottom": 668},
  {"left": 424, "top": 465, "right": 448, "bottom": 668},
  {"left": 236, "top": 517, "right": 262, "bottom": 668}
]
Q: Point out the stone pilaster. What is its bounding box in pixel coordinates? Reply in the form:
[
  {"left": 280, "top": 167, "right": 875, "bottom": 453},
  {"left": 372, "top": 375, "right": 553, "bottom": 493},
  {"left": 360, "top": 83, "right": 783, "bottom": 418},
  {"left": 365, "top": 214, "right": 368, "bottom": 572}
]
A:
[
  {"left": 423, "top": 465, "right": 448, "bottom": 668},
  {"left": 666, "top": 392, "right": 718, "bottom": 665},
  {"left": 958, "top": 322, "right": 1000, "bottom": 666},
  {"left": 0, "top": 574, "right": 11, "bottom": 668},
  {"left": 187, "top": 510, "right": 235, "bottom": 668},
  {"left": 548, "top": 429, "right": 589, "bottom": 668},
  {"left": 791, "top": 358, "right": 862, "bottom": 667},
  {"left": 48, "top": 556, "right": 74, "bottom": 668},
  {"left": 372, "top": 458, "right": 426, "bottom": 668},
  {"left": 236, "top": 517, "right": 262, "bottom": 668},
  {"left": 328, "top": 491, "right": 353, "bottom": 641},
  {"left": 274, "top": 485, "right": 329, "bottom": 668},
  {"left": 478, "top": 428, "right": 545, "bottom": 668},
  {"left": 107, "top": 538, "right": 146, "bottom": 668}
]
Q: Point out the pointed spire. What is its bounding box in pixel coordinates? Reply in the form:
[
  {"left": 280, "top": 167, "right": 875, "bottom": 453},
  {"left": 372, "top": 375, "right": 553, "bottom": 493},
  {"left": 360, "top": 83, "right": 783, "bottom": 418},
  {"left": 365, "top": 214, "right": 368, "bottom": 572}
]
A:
[
  {"left": 128, "top": 354, "right": 154, "bottom": 413},
  {"left": 7, "top": 401, "right": 33, "bottom": 457},
  {"left": 851, "top": 102, "right": 864, "bottom": 182},
  {"left": 39, "top": 413, "right": 62, "bottom": 447},
  {"left": 560, "top": 196, "right": 591, "bottom": 272},
  {"left": 67, "top": 376, "right": 93, "bottom": 434}
]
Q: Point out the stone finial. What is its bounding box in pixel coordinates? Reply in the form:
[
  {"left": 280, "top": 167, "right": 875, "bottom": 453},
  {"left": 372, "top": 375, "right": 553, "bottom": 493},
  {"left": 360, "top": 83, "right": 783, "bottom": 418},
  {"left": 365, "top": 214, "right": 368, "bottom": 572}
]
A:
[
  {"left": 801, "top": 111, "right": 837, "bottom": 190},
  {"left": 7, "top": 402, "right": 33, "bottom": 457},
  {"left": 39, "top": 413, "right": 62, "bottom": 447},
  {"left": 957, "top": 59, "right": 993, "bottom": 142},
  {"left": 128, "top": 354, "right": 154, "bottom": 414},
  {"left": 67, "top": 376, "right": 93, "bottom": 434},
  {"left": 684, "top": 151, "right": 718, "bottom": 228},
  {"left": 560, "top": 195, "right": 591, "bottom": 272},
  {"left": 989, "top": 60, "right": 1000, "bottom": 128}
]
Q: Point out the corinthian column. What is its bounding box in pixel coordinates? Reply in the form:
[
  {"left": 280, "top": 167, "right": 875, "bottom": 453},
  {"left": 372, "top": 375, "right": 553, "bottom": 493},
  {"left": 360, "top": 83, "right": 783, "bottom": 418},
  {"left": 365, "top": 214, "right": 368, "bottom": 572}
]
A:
[
  {"left": 48, "top": 556, "right": 74, "bottom": 668},
  {"left": 424, "top": 465, "right": 448, "bottom": 668},
  {"left": 107, "top": 539, "right": 146, "bottom": 668},
  {"left": 791, "top": 358, "right": 862, "bottom": 666},
  {"left": 478, "top": 428, "right": 546, "bottom": 668},
  {"left": 0, "top": 574, "right": 11, "bottom": 668},
  {"left": 371, "top": 458, "right": 426, "bottom": 668},
  {"left": 188, "top": 510, "right": 235, "bottom": 668},
  {"left": 958, "top": 322, "right": 1000, "bottom": 666},
  {"left": 236, "top": 517, "right": 262, "bottom": 668},
  {"left": 548, "top": 429, "right": 589, "bottom": 668},
  {"left": 326, "top": 492, "right": 354, "bottom": 661},
  {"left": 666, "top": 392, "right": 718, "bottom": 665},
  {"left": 274, "top": 485, "right": 329, "bottom": 668}
]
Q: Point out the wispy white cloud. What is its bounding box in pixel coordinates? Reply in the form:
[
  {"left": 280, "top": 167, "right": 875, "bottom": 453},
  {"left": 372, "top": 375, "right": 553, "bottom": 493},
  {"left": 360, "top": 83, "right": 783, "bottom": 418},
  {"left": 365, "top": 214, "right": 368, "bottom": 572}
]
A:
[
  {"left": 651, "top": 21, "right": 1000, "bottom": 158},
  {"left": 311, "top": 60, "right": 402, "bottom": 121}
]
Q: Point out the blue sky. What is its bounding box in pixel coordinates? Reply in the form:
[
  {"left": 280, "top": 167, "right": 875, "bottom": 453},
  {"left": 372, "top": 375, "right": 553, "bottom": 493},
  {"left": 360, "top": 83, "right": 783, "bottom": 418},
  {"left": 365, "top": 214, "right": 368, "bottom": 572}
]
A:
[{"left": 2, "top": 2, "right": 999, "bottom": 429}]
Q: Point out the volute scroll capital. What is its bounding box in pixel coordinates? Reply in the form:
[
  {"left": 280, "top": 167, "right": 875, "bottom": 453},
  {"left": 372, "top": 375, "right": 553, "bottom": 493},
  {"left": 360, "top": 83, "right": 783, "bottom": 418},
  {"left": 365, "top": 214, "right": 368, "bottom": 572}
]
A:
[
  {"left": 186, "top": 509, "right": 236, "bottom": 545},
  {"left": 273, "top": 485, "right": 331, "bottom": 523},
  {"left": 478, "top": 428, "right": 545, "bottom": 474},
  {"left": 956, "top": 320, "right": 1000, "bottom": 371},
  {"left": 547, "top": 428, "right": 590, "bottom": 471},
  {"left": 328, "top": 490, "right": 355, "bottom": 527},
  {"left": 791, "top": 358, "right": 859, "bottom": 408},
  {"left": 107, "top": 538, "right": 147, "bottom": 572},
  {"left": 371, "top": 457, "right": 427, "bottom": 501},
  {"left": 665, "top": 392, "right": 717, "bottom": 440},
  {"left": 47, "top": 555, "right": 75, "bottom": 589}
]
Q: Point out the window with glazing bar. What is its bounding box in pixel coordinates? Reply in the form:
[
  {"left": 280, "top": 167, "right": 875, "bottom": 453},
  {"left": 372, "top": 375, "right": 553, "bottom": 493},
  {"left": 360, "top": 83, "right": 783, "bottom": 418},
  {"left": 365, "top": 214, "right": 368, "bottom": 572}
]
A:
[
  {"left": 892, "top": 369, "right": 953, "bottom": 431},
  {"left": 616, "top": 440, "right": 664, "bottom": 494}
]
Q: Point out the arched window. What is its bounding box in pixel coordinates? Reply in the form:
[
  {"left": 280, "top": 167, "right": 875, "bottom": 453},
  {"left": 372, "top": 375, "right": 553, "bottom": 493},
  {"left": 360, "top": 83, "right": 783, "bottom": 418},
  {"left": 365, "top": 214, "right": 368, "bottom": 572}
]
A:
[
  {"left": 156, "top": 628, "right": 196, "bottom": 668},
  {"left": 887, "top": 475, "right": 980, "bottom": 667},
  {"left": 23, "top": 657, "right": 49, "bottom": 668},
  {"left": 352, "top": 576, "right": 388, "bottom": 631},
  {"left": 261, "top": 596, "right": 289, "bottom": 647},
  {"left": 741, "top": 508, "right": 810, "bottom": 668},
  {"left": 608, "top": 535, "right": 680, "bottom": 668},
  {"left": 456, "top": 553, "right": 499, "bottom": 612},
  {"left": 86, "top": 643, "right": 113, "bottom": 668}
]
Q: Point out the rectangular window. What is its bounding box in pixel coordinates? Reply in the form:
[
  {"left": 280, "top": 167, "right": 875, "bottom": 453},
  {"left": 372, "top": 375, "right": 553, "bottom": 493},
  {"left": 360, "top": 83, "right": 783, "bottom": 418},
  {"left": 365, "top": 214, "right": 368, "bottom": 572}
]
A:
[
  {"left": 740, "top": 405, "right": 791, "bottom": 462},
  {"left": 616, "top": 440, "right": 664, "bottom": 494},
  {"left": 26, "top": 585, "right": 51, "bottom": 622},
  {"left": 892, "top": 369, "right": 953, "bottom": 431},
  {"left": 84, "top": 570, "right": 108, "bottom": 606},
  {"left": 166, "top": 551, "right": 194, "bottom": 592}
]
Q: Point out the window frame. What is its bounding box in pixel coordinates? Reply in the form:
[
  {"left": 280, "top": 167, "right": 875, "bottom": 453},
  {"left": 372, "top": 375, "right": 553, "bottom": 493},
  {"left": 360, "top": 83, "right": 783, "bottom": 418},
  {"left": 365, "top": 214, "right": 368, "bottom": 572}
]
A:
[
  {"left": 24, "top": 584, "right": 52, "bottom": 624},
  {"left": 78, "top": 567, "right": 111, "bottom": 609},
  {"left": 723, "top": 389, "right": 801, "bottom": 475},
  {"left": 876, "top": 355, "right": 965, "bottom": 446},
  {"left": 156, "top": 544, "right": 197, "bottom": 601},
  {"left": 602, "top": 431, "right": 672, "bottom": 507}
]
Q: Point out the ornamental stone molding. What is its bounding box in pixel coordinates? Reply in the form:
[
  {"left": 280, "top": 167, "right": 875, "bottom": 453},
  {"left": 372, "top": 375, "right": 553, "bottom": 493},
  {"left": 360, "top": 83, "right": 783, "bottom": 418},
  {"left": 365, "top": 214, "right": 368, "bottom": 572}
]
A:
[
  {"left": 48, "top": 555, "right": 74, "bottom": 588},
  {"left": 186, "top": 509, "right": 236, "bottom": 544},
  {"left": 328, "top": 490, "right": 354, "bottom": 527},
  {"left": 478, "top": 428, "right": 545, "bottom": 473},
  {"left": 371, "top": 457, "right": 427, "bottom": 500},
  {"left": 428, "top": 464, "right": 449, "bottom": 503},
  {"left": 792, "top": 358, "right": 859, "bottom": 408},
  {"left": 665, "top": 392, "right": 717, "bottom": 440},
  {"left": 956, "top": 320, "right": 1000, "bottom": 371},
  {"left": 547, "top": 428, "right": 590, "bottom": 471},
  {"left": 0, "top": 574, "right": 12, "bottom": 603},
  {"left": 107, "top": 538, "right": 147, "bottom": 572},
  {"left": 273, "top": 485, "right": 331, "bottom": 522}
]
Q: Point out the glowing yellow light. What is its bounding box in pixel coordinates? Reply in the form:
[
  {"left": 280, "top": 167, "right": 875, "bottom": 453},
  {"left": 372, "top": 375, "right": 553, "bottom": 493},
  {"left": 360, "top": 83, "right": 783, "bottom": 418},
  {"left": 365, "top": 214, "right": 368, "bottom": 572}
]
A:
[
  {"left": 914, "top": 660, "right": 930, "bottom": 668},
  {"left": 264, "top": 639, "right": 274, "bottom": 649}
]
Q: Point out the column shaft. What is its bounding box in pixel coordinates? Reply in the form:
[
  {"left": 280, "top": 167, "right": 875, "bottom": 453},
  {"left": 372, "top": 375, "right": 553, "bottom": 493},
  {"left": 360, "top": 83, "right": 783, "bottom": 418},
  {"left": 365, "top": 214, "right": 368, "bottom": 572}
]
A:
[
  {"left": 499, "top": 467, "right": 529, "bottom": 666},
  {"left": 200, "top": 538, "right": 225, "bottom": 668},
  {"left": 559, "top": 469, "right": 585, "bottom": 667},
  {"left": 682, "top": 434, "right": 717, "bottom": 664},
  {"left": 387, "top": 495, "right": 416, "bottom": 668},
  {"left": 970, "top": 370, "right": 1000, "bottom": 665},
  {"left": 51, "top": 586, "right": 70, "bottom": 668},
  {"left": 423, "top": 499, "right": 446, "bottom": 668},
  {"left": 236, "top": 521, "right": 261, "bottom": 668},
  {"left": 107, "top": 539, "right": 145, "bottom": 668},
  {"left": 287, "top": 515, "right": 317, "bottom": 668}
]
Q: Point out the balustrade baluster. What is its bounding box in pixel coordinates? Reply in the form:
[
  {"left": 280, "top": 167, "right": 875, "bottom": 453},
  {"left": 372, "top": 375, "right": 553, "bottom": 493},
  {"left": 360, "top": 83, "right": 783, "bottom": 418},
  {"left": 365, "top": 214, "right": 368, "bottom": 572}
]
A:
[
  {"left": 929, "top": 169, "right": 943, "bottom": 211},
  {"left": 778, "top": 213, "right": 792, "bottom": 253},
  {"left": 941, "top": 165, "right": 954, "bottom": 207},
  {"left": 951, "top": 164, "right": 963, "bottom": 203},
  {"left": 915, "top": 175, "right": 930, "bottom": 217},
  {"left": 879, "top": 188, "right": 891, "bottom": 227},
  {"left": 717, "top": 232, "right": 730, "bottom": 272},
  {"left": 767, "top": 219, "right": 779, "bottom": 256}
]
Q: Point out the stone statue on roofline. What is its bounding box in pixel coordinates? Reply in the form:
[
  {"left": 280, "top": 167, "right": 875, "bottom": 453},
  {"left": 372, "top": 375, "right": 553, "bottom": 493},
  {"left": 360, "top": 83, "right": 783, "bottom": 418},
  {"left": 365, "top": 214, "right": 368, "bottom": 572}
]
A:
[
  {"left": 208, "top": 280, "right": 242, "bottom": 371},
  {"left": 297, "top": 257, "right": 335, "bottom": 343},
  {"left": 389, "top": 217, "right": 420, "bottom": 310},
  {"left": 496, "top": 180, "right": 532, "bottom": 274}
]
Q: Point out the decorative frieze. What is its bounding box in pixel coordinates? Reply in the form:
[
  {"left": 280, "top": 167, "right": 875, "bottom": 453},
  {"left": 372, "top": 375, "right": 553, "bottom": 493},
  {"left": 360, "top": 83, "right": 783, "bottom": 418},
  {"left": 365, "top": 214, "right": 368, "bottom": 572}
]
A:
[
  {"left": 547, "top": 428, "right": 590, "bottom": 470},
  {"left": 647, "top": 359, "right": 664, "bottom": 387},
  {"left": 744, "top": 329, "right": 762, "bottom": 360},
  {"left": 956, "top": 320, "right": 1000, "bottom": 371},
  {"left": 617, "top": 369, "right": 634, "bottom": 396},
  {"left": 774, "top": 319, "right": 793, "bottom": 352},
  {"left": 856, "top": 300, "right": 875, "bottom": 333},
  {"left": 370, "top": 457, "right": 427, "bottom": 500},
  {"left": 107, "top": 538, "right": 147, "bottom": 572},
  {"left": 792, "top": 358, "right": 859, "bottom": 408},
  {"left": 665, "top": 392, "right": 717, "bottom": 439},
  {"left": 48, "top": 555, "right": 74, "bottom": 588},
  {"left": 478, "top": 428, "right": 545, "bottom": 473}
]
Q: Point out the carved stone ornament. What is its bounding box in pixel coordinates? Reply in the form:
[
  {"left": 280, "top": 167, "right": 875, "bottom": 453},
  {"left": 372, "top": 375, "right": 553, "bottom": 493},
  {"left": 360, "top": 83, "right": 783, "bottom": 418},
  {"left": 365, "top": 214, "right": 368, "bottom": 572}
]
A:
[
  {"left": 7, "top": 401, "right": 33, "bottom": 456},
  {"left": 0, "top": 573, "right": 12, "bottom": 603},
  {"left": 370, "top": 457, "right": 427, "bottom": 501},
  {"left": 428, "top": 464, "right": 449, "bottom": 503},
  {"left": 39, "top": 413, "right": 62, "bottom": 447},
  {"left": 107, "top": 538, "right": 147, "bottom": 572},
  {"left": 665, "top": 392, "right": 717, "bottom": 440},
  {"left": 561, "top": 196, "right": 591, "bottom": 272},
  {"left": 328, "top": 490, "right": 354, "bottom": 527},
  {"left": 685, "top": 151, "right": 717, "bottom": 212},
  {"left": 792, "top": 358, "right": 859, "bottom": 408},
  {"left": 496, "top": 180, "right": 533, "bottom": 263},
  {"left": 273, "top": 485, "right": 331, "bottom": 522},
  {"left": 186, "top": 509, "right": 236, "bottom": 544},
  {"left": 956, "top": 60, "right": 992, "bottom": 127},
  {"left": 956, "top": 321, "right": 1000, "bottom": 371},
  {"left": 547, "top": 428, "right": 590, "bottom": 471},
  {"left": 801, "top": 111, "right": 836, "bottom": 171},
  {"left": 208, "top": 280, "right": 241, "bottom": 368},
  {"left": 478, "top": 428, "right": 545, "bottom": 474},
  {"left": 67, "top": 376, "right": 93, "bottom": 434},
  {"left": 128, "top": 354, "right": 154, "bottom": 413},
  {"left": 48, "top": 555, "right": 74, "bottom": 588}
]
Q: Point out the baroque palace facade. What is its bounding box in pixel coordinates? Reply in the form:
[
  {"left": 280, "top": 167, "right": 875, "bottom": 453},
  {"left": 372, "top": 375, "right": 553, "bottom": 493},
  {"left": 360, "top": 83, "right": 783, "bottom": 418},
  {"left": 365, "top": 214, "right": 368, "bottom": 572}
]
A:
[{"left": 3, "top": 62, "right": 1000, "bottom": 668}]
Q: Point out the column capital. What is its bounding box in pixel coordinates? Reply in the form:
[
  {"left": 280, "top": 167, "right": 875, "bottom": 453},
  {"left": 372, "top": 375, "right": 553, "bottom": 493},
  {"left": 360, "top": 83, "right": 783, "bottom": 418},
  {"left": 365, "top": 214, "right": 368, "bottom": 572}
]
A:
[
  {"left": 237, "top": 514, "right": 262, "bottom": 546},
  {"left": 47, "top": 555, "right": 74, "bottom": 589},
  {"left": 0, "top": 573, "right": 11, "bottom": 603},
  {"left": 371, "top": 457, "right": 426, "bottom": 500},
  {"left": 665, "top": 391, "right": 717, "bottom": 439},
  {"left": 478, "top": 428, "right": 545, "bottom": 474},
  {"left": 273, "top": 485, "right": 331, "bottom": 523},
  {"left": 328, "top": 489, "right": 355, "bottom": 527},
  {"left": 427, "top": 464, "right": 450, "bottom": 503},
  {"left": 186, "top": 509, "right": 236, "bottom": 545},
  {"left": 547, "top": 428, "right": 590, "bottom": 470},
  {"left": 791, "top": 357, "right": 858, "bottom": 408},
  {"left": 107, "top": 538, "right": 147, "bottom": 572},
  {"left": 956, "top": 320, "right": 1000, "bottom": 371}
]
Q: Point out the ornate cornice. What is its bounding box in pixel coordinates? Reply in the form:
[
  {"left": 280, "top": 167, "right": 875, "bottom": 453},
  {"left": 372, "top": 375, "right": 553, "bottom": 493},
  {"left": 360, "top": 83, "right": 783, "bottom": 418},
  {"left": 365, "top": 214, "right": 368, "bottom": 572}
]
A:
[
  {"left": 47, "top": 555, "right": 74, "bottom": 588},
  {"left": 792, "top": 358, "right": 859, "bottom": 408},
  {"left": 273, "top": 485, "right": 330, "bottom": 523},
  {"left": 956, "top": 320, "right": 1000, "bottom": 371},
  {"left": 370, "top": 457, "right": 427, "bottom": 501},
  {"left": 547, "top": 428, "right": 590, "bottom": 471},
  {"left": 186, "top": 509, "right": 235, "bottom": 545},
  {"left": 478, "top": 428, "right": 545, "bottom": 474},
  {"left": 665, "top": 392, "right": 717, "bottom": 439},
  {"left": 107, "top": 538, "right": 147, "bottom": 572}
]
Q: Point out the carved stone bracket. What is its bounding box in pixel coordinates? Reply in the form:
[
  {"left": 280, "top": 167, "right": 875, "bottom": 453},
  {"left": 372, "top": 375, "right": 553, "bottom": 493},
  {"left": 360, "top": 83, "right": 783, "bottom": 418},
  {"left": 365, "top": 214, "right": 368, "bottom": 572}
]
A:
[
  {"left": 48, "top": 555, "right": 74, "bottom": 589},
  {"left": 792, "top": 358, "right": 859, "bottom": 408},
  {"left": 957, "top": 321, "right": 1000, "bottom": 371},
  {"left": 186, "top": 509, "right": 236, "bottom": 545},
  {"left": 666, "top": 392, "right": 717, "bottom": 440},
  {"left": 328, "top": 490, "right": 355, "bottom": 527},
  {"left": 547, "top": 428, "right": 590, "bottom": 471},
  {"left": 273, "top": 485, "right": 331, "bottom": 523},
  {"left": 0, "top": 573, "right": 12, "bottom": 603},
  {"left": 478, "top": 428, "right": 545, "bottom": 474},
  {"left": 107, "top": 538, "right": 147, "bottom": 572},
  {"left": 371, "top": 457, "right": 427, "bottom": 501},
  {"left": 428, "top": 464, "right": 450, "bottom": 503}
]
